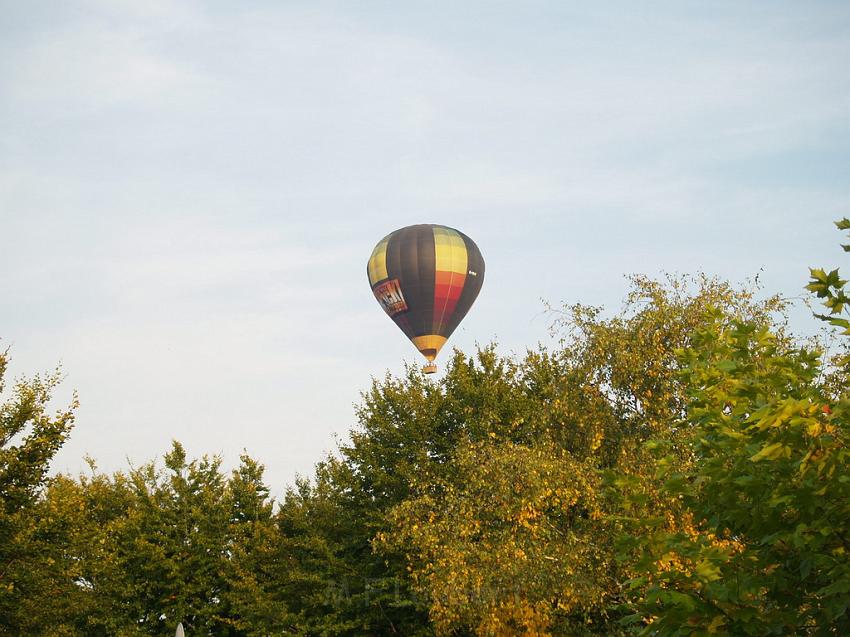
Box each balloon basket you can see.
[422,362,438,374]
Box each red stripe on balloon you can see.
[433,269,467,334]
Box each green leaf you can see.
[750,442,788,462]
[800,557,812,579]
[817,580,850,597]
[695,559,722,582]
[810,268,828,283]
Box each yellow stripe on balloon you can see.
[433,227,467,275]
[411,334,448,361]
[367,237,389,286]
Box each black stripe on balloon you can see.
[384,230,415,340]
[391,225,433,338]
[416,225,436,337]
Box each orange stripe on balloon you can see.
[433,268,466,334]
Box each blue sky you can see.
[2,1,849,492]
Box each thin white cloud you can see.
[6,25,209,109]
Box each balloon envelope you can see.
[367,224,485,364]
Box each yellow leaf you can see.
[695,559,721,582]
[707,615,726,632]
[750,442,788,462]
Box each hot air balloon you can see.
[367,224,485,373]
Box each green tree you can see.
[14,442,281,636]
[621,221,850,635]
[100,443,282,635]
[0,350,77,634]
[367,275,785,635]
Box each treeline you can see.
[2,223,850,636]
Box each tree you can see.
[13,442,281,636]
[370,275,786,635]
[382,439,608,636]
[621,221,850,635]
[0,349,77,633]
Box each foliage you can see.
[382,439,609,636]
[619,221,850,635]
[807,219,850,334]
[9,443,281,636]
[0,350,77,634]
[374,275,786,636]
